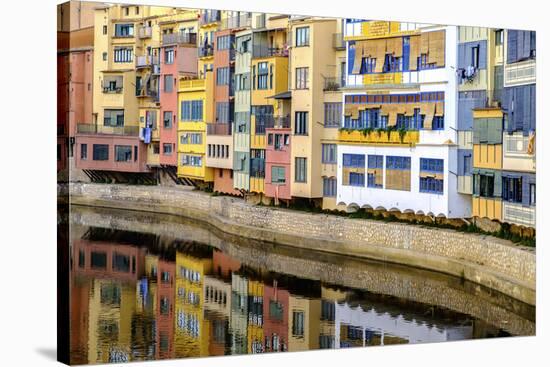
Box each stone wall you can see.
[68,183,536,305]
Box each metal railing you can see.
[198,45,214,58]
[332,33,345,50]
[138,26,152,39]
[323,76,344,91]
[221,14,252,30]
[76,123,140,136]
[136,54,160,68]
[199,10,221,26]
[162,32,197,46]
[266,115,291,129]
[206,122,233,135]
[252,45,288,58]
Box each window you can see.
[91,252,107,269]
[502,176,522,203]
[324,103,342,127]
[323,177,337,197]
[417,54,436,70]
[145,110,157,129]
[115,145,132,162]
[113,47,133,63]
[343,154,365,187]
[463,155,472,175]
[163,75,174,93]
[163,143,173,155]
[134,146,138,161]
[257,62,268,89]
[385,156,411,191]
[92,144,109,161]
[181,154,202,167]
[471,45,480,69]
[367,155,383,188]
[295,27,309,47]
[112,252,130,272]
[135,6,139,15]
[268,133,273,146]
[530,183,536,205]
[160,297,169,315]
[495,30,503,46]
[114,23,133,37]
[271,166,286,184]
[478,174,495,198]
[419,158,444,194]
[102,25,107,35]
[102,52,107,61]
[180,100,203,121]
[432,115,445,130]
[295,157,307,183]
[295,112,308,135]
[81,144,87,160]
[360,57,376,74]
[181,133,202,145]
[292,311,305,337]
[78,250,85,268]
[295,67,309,89]
[153,143,160,154]
[216,67,230,85]
[163,111,173,128]
[124,7,129,16]
[322,144,337,164]
[383,54,402,72]
[216,35,231,50]
[164,48,174,64]
[274,134,284,150]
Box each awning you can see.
[269,91,292,99]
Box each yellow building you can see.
[247,279,265,353]
[174,251,212,358]
[177,73,215,185]
[289,18,339,203]
[287,292,321,352]
[249,22,290,197]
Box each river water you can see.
[63,204,535,364]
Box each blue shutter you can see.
[348,43,356,74]
[494,171,502,198]
[530,84,536,133]
[457,43,466,69]
[507,30,518,63]
[516,30,524,61]
[522,31,532,60]
[478,40,487,69]
[521,175,530,207]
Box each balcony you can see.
[199,10,221,26]
[198,46,214,58]
[332,33,345,50]
[255,14,266,29]
[503,201,535,228]
[179,78,205,91]
[338,129,420,146]
[207,123,232,135]
[323,76,345,91]
[136,55,160,68]
[76,123,139,136]
[252,45,288,58]
[138,26,152,39]
[221,15,251,30]
[136,87,159,101]
[504,58,536,87]
[266,115,290,129]
[162,32,197,46]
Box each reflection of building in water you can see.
[70,275,90,365]
[71,239,146,363]
[263,280,290,353]
[287,280,322,352]
[247,279,265,354]
[144,254,176,360]
[174,250,212,358]
[204,275,232,356]
[334,301,473,347]
[230,273,248,355]
[319,286,351,350]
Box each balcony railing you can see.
[323,76,345,91]
[252,45,288,58]
[332,33,345,50]
[199,10,221,26]
[136,55,160,68]
[198,45,214,58]
[162,32,197,46]
[138,26,152,39]
[266,115,291,129]
[207,122,232,135]
[255,14,266,29]
[76,123,139,136]
[221,15,252,30]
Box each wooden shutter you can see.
[409,36,419,71]
[427,30,445,66]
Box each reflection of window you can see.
[269,300,284,320]
[292,311,304,337]
[100,284,121,306]
[78,250,85,268]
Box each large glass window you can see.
[295,67,309,89]
[323,177,337,197]
[502,176,522,203]
[367,155,383,188]
[295,27,310,47]
[115,145,132,162]
[295,157,307,183]
[92,144,109,161]
[104,109,124,127]
[295,112,308,135]
[271,166,286,184]
[322,144,337,164]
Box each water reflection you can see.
[70,226,517,365]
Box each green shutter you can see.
[479,118,488,143]
[473,118,481,144]
[487,117,503,144]
[473,174,480,196]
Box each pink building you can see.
[265,119,292,201]
[156,259,176,360]
[159,31,198,168]
[263,281,290,353]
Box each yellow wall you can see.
[472,196,502,221]
[473,144,503,169]
[287,294,321,352]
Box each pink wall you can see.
[263,283,290,352]
[265,128,292,200]
[159,46,178,166]
[74,135,149,173]
[213,168,242,196]
[213,29,232,122]
[156,259,175,360]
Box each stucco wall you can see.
[68,183,535,305]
